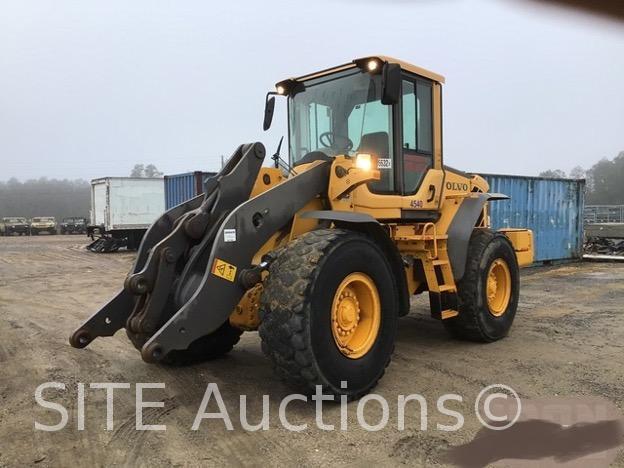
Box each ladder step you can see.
[437,285,456,293]
[432,259,449,266]
[441,309,459,320]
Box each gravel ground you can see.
[0,235,623,467]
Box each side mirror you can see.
[263,95,276,131]
[381,63,401,105]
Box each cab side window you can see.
[348,100,394,192]
[402,78,433,194]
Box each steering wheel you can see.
[319,131,354,152]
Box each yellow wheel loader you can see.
[70,56,533,399]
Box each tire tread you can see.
[444,228,518,342]
[259,229,393,399]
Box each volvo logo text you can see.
[446,182,469,191]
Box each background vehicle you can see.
[30,217,56,235]
[0,217,30,236]
[86,177,165,252]
[71,56,533,399]
[60,217,87,234]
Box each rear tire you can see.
[443,229,519,342]
[259,229,398,400]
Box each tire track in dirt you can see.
[2,236,624,466]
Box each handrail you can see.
[422,222,438,259]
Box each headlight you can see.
[355,153,373,171]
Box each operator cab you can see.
[265,56,445,207]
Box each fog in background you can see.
[0,0,623,182]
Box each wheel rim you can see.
[486,259,512,317]
[331,272,381,359]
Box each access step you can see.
[441,309,459,319]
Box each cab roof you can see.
[281,55,445,87]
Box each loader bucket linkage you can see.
[70,142,328,362]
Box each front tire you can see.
[259,229,398,400]
[443,229,519,342]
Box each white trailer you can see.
[88,177,165,252]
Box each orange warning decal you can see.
[212,258,237,282]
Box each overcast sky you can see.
[0,0,622,181]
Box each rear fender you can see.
[447,193,509,280]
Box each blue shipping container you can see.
[164,171,215,210]
[166,171,584,263]
[482,174,585,263]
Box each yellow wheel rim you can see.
[486,259,512,317]
[331,272,381,359]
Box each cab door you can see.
[340,71,445,220]
[399,75,444,217]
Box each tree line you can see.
[0,157,622,222]
[539,151,624,205]
[0,164,163,222]
[0,178,91,221]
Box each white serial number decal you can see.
[377,158,392,169]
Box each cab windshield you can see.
[288,69,394,191]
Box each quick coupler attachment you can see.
[69,143,267,354]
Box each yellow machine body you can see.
[230,56,533,329]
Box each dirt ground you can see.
[1,235,623,467]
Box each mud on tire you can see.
[259,229,398,400]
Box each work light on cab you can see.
[355,153,374,171]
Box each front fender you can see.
[300,210,411,317]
